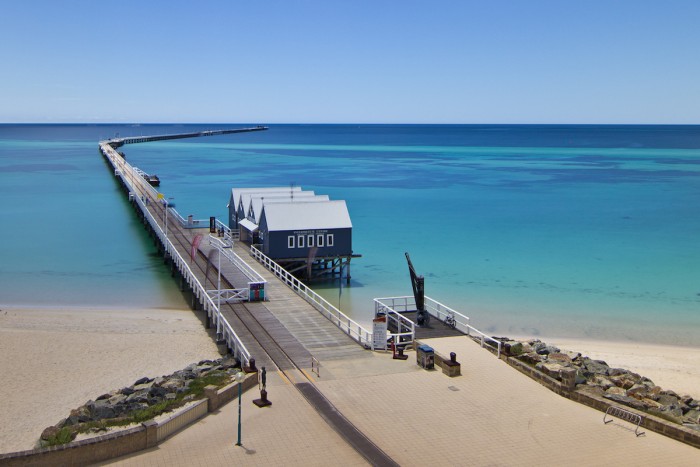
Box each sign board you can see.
[249,282,265,302]
[372,316,388,351]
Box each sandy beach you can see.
[2,306,699,455]
[0,306,220,453]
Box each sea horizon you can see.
[1,123,699,347]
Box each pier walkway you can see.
[107,126,268,147]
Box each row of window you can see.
[288,233,334,248]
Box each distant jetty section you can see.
[106,125,268,147]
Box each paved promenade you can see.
[103,336,699,466]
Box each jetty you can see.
[82,128,700,467]
[106,126,268,147]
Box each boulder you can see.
[626,384,649,400]
[121,386,135,396]
[134,381,154,391]
[40,426,59,441]
[574,370,587,385]
[648,407,683,425]
[535,362,565,380]
[518,352,543,365]
[582,358,609,376]
[504,341,523,356]
[108,394,127,406]
[594,376,615,390]
[133,377,151,386]
[602,393,646,411]
[605,386,627,396]
[161,378,185,391]
[657,394,680,407]
[683,409,700,424]
[683,423,700,432]
[92,405,116,421]
[641,398,663,410]
[149,386,168,399]
[548,352,572,364]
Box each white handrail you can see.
[374,294,503,358]
[100,143,252,365]
[374,299,415,345]
[208,235,267,285]
[249,246,373,347]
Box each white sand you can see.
[0,306,220,454]
[511,334,700,399]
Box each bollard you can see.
[245,358,257,373]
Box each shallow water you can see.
[1,124,699,345]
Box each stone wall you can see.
[0,373,257,466]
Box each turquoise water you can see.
[1,124,699,345]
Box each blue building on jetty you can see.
[228,186,359,282]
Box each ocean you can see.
[1,124,699,346]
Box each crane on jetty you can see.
[405,252,430,327]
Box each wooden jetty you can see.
[107,126,268,148]
[99,135,373,372]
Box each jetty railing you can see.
[249,246,373,347]
[214,220,240,243]
[373,295,502,358]
[373,299,416,346]
[100,142,252,366]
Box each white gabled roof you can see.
[261,200,352,231]
[229,186,301,209]
[249,193,330,222]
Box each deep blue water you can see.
[1,124,699,345]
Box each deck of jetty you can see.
[107,126,268,147]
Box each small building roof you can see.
[261,200,352,231]
[249,193,330,222]
[228,186,301,209]
[239,218,259,232]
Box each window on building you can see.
[298,235,305,248]
[327,234,334,247]
[317,234,324,247]
[288,236,295,248]
[307,234,314,247]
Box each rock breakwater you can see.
[500,338,700,431]
[39,356,242,447]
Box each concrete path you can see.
[103,336,699,466]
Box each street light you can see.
[235,371,245,446]
[163,197,175,238]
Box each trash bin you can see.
[416,344,434,370]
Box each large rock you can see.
[40,426,59,441]
[602,393,646,411]
[535,362,566,380]
[648,407,683,424]
[504,341,524,356]
[683,409,700,424]
[582,358,609,376]
[626,384,649,400]
[133,377,151,386]
[657,394,680,407]
[605,386,627,396]
[594,376,615,390]
[547,352,572,365]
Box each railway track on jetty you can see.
[155,200,398,467]
[102,136,397,467]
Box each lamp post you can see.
[235,371,245,446]
[163,197,175,238]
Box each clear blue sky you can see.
[1,1,699,123]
